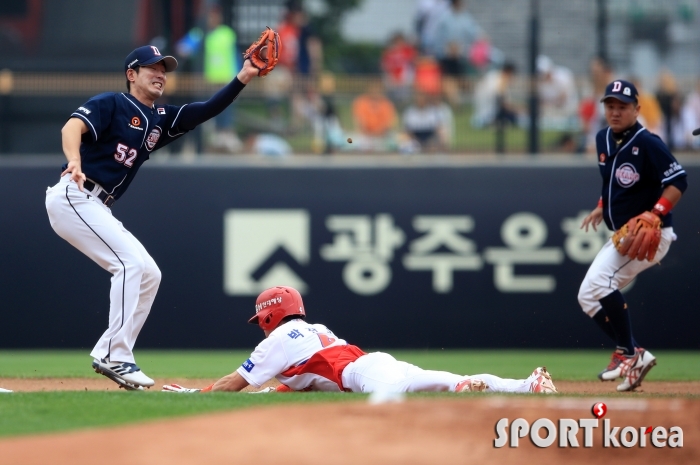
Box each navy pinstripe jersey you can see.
[595,121,686,230]
[66,92,189,200]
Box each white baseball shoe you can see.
[617,349,657,392]
[598,347,647,381]
[455,378,488,392]
[529,367,558,393]
[92,359,154,390]
[0,388,12,393]
[598,349,632,381]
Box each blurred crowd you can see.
[174,0,700,156]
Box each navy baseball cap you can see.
[124,45,178,74]
[600,80,638,104]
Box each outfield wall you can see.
[1,157,698,350]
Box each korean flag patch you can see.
[157,107,166,115]
[632,146,639,155]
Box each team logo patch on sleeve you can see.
[242,359,255,372]
[145,127,162,151]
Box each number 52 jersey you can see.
[236,319,366,392]
[68,92,190,200]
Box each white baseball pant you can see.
[578,228,676,316]
[45,175,161,363]
[341,352,534,393]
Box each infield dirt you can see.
[1,377,700,395]
[0,392,697,465]
[0,378,698,464]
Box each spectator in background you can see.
[294,73,345,154]
[629,76,663,136]
[351,81,398,152]
[272,1,324,134]
[276,7,301,72]
[261,4,303,133]
[203,4,241,153]
[402,91,448,153]
[424,0,486,106]
[471,61,519,129]
[656,69,683,150]
[244,132,293,158]
[296,8,323,77]
[580,56,614,153]
[381,32,417,106]
[414,54,442,97]
[536,55,578,131]
[430,92,455,149]
[681,78,700,150]
[415,0,449,53]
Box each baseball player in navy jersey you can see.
[162,286,558,394]
[579,79,687,392]
[45,34,278,390]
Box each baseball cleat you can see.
[616,349,657,392]
[529,367,558,394]
[455,378,488,392]
[598,349,635,381]
[0,388,12,393]
[92,359,154,390]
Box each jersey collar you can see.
[123,92,155,112]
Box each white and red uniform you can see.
[236,319,535,393]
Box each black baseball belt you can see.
[83,180,116,207]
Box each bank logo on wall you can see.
[224,209,609,297]
[223,209,310,295]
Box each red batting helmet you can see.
[248,286,306,331]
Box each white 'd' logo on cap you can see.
[623,87,631,96]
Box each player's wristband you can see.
[200,383,215,393]
[597,197,603,208]
[651,197,672,216]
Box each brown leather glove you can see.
[611,211,662,261]
[243,27,281,76]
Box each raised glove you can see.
[243,27,280,76]
[611,211,662,261]
[162,383,201,393]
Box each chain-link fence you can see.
[1,0,700,155]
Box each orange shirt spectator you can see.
[352,85,397,136]
[277,13,301,69]
[414,55,442,95]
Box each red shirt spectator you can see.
[381,33,417,87]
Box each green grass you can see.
[0,350,698,438]
[1,349,698,381]
[0,391,354,437]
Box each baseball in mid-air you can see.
[347,137,352,144]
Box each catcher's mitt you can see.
[611,211,662,261]
[243,27,280,76]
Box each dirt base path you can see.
[2,378,700,394]
[0,396,697,465]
